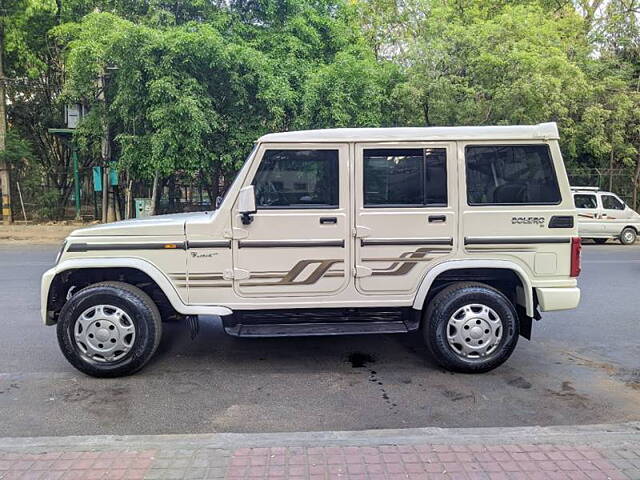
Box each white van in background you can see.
[572,187,640,245]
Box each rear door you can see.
[573,192,601,236]
[461,142,575,278]
[354,143,457,294]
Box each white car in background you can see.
[572,186,640,245]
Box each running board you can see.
[225,321,409,337]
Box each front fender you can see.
[412,259,535,317]
[41,257,232,325]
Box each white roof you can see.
[259,122,559,143]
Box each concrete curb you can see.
[1,422,639,452]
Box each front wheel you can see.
[620,227,637,245]
[423,282,519,373]
[57,282,162,377]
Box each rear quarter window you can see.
[465,145,561,205]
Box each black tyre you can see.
[593,238,607,245]
[423,282,519,373]
[620,227,637,245]
[57,281,162,377]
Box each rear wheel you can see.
[593,238,608,245]
[57,282,162,377]
[423,282,519,373]
[620,228,636,245]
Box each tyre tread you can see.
[423,281,519,373]
[56,281,162,378]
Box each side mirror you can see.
[238,185,256,225]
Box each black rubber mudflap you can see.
[186,315,200,340]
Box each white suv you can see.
[572,187,640,245]
[42,122,581,377]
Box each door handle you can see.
[320,217,337,224]
[428,215,446,223]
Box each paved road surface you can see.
[0,243,638,437]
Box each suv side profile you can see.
[572,186,640,245]
[42,122,581,377]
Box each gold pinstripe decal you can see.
[364,247,451,276]
[241,259,344,287]
[171,246,451,288]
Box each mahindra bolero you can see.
[42,123,581,377]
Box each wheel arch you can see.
[412,260,534,317]
[42,258,232,325]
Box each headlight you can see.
[55,241,67,265]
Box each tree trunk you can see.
[150,171,160,216]
[633,153,640,210]
[608,148,614,192]
[99,71,110,223]
[101,165,109,223]
[203,167,220,209]
[113,186,121,221]
[167,175,176,212]
[107,189,116,222]
[125,178,133,220]
[0,16,13,224]
[422,98,430,127]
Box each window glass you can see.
[574,194,597,209]
[602,195,624,210]
[364,148,447,207]
[253,150,339,208]
[465,145,561,205]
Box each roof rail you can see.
[571,186,599,191]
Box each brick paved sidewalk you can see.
[1,423,639,480]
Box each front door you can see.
[232,144,350,298]
[600,193,628,235]
[354,143,457,294]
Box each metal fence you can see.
[567,168,637,207]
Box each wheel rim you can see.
[446,303,503,359]
[624,231,635,243]
[74,305,136,363]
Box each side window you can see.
[574,194,597,209]
[465,145,561,205]
[602,195,624,210]
[252,150,339,208]
[363,148,447,207]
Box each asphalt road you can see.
[0,243,639,437]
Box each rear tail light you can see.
[570,237,581,277]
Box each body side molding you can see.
[187,240,232,249]
[360,237,453,247]
[464,236,571,245]
[412,259,534,317]
[238,239,345,249]
[67,242,187,252]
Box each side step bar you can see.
[225,321,409,338]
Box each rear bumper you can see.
[536,287,580,311]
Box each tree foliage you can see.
[4,0,640,217]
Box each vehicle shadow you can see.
[152,315,437,373]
